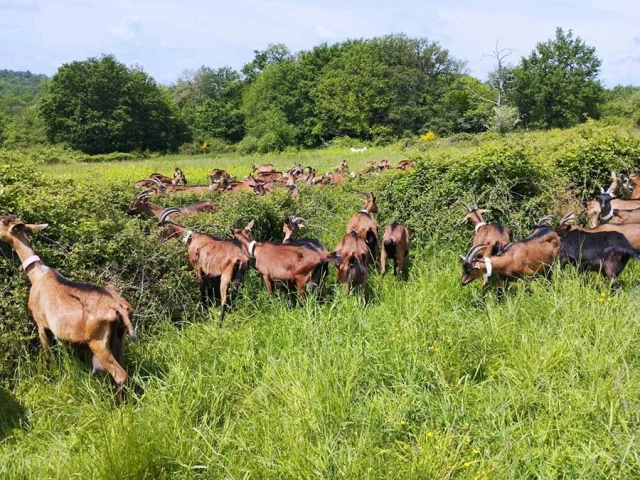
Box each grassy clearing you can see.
[2,252,640,478]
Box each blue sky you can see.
[1,0,638,86]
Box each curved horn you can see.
[134,189,152,201]
[537,214,555,226]
[291,216,307,226]
[558,211,576,226]
[464,244,487,263]
[600,187,605,194]
[157,208,182,225]
[457,200,473,212]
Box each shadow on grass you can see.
[0,388,27,441]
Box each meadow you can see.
[2,125,640,478]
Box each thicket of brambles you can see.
[1,28,639,155]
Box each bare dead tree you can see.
[484,40,513,108]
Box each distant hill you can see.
[0,69,48,100]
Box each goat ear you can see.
[25,223,48,234]
[245,219,255,231]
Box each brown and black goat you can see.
[334,160,349,173]
[128,191,218,220]
[0,215,137,399]
[208,168,231,184]
[460,217,560,291]
[381,221,410,276]
[335,231,368,293]
[173,168,187,185]
[346,192,378,264]
[211,176,266,195]
[232,220,341,299]
[158,209,249,321]
[558,211,640,250]
[593,190,640,226]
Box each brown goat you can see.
[128,191,218,220]
[628,173,640,199]
[211,176,266,195]
[558,211,640,249]
[460,201,511,286]
[252,163,276,174]
[172,168,187,185]
[233,220,341,299]
[0,215,137,397]
[593,191,640,226]
[396,160,415,170]
[254,171,284,183]
[158,209,249,321]
[381,222,410,276]
[208,169,231,184]
[334,160,349,173]
[346,192,378,264]
[377,159,391,170]
[460,219,560,290]
[323,173,345,185]
[335,231,368,293]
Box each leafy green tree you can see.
[40,55,188,153]
[242,44,291,82]
[513,28,604,128]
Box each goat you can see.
[346,192,378,264]
[460,201,511,286]
[172,168,187,185]
[335,231,368,293]
[158,209,249,321]
[377,159,391,170]
[0,215,137,398]
[288,184,300,200]
[460,217,560,290]
[128,191,218,220]
[558,211,640,250]
[281,216,333,293]
[555,212,640,279]
[396,160,415,170]
[254,171,285,183]
[381,221,409,276]
[252,163,276,174]
[323,173,345,185]
[211,176,266,195]
[350,147,367,153]
[232,220,341,299]
[208,169,231,184]
[149,172,173,184]
[333,160,349,173]
[593,190,640,226]
[628,173,640,199]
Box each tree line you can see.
[1,28,639,154]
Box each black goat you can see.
[557,215,640,279]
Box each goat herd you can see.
[0,158,412,400]
[2,161,640,401]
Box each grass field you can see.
[3,146,640,478]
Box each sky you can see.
[1,0,639,86]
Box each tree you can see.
[513,27,604,129]
[40,55,188,153]
[241,44,291,82]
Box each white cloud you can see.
[109,16,142,42]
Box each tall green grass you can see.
[2,252,640,478]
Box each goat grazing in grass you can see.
[128,191,218,220]
[346,192,378,264]
[208,169,231,184]
[556,212,640,280]
[627,173,640,199]
[158,209,249,321]
[173,168,187,185]
[232,220,341,299]
[0,215,137,399]
[211,176,266,195]
[460,216,560,290]
[334,160,349,173]
[460,201,511,285]
[381,221,409,276]
[335,231,368,293]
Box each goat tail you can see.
[118,309,138,343]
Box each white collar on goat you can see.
[182,230,193,244]
[474,222,486,233]
[22,255,42,271]
[484,257,492,278]
[248,240,257,258]
[359,209,369,214]
[601,208,614,221]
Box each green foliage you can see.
[513,28,604,129]
[601,86,640,127]
[487,105,520,134]
[39,55,189,153]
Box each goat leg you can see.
[89,339,128,404]
[38,326,52,361]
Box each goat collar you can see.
[22,255,42,271]
[359,209,370,214]
[484,257,492,278]
[182,230,193,244]
[248,240,257,258]
[600,208,614,221]
[474,222,487,233]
